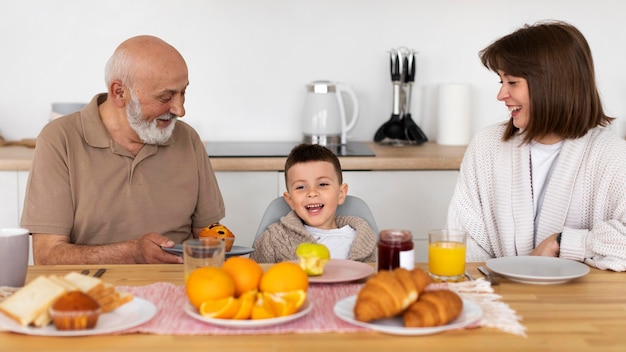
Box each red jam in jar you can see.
[377,229,414,271]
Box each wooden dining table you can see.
[1,262,624,352]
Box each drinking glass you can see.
[183,238,225,282]
[428,229,466,281]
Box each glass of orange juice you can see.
[428,229,466,281]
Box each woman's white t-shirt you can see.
[530,140,563,245]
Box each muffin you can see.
[49,291,101,330]
[199,223,235,252]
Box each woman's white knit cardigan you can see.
[446,122,626,271]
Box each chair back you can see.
[253,195,379,242]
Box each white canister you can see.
[436,84,472,146]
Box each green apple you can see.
[295,243,330,276]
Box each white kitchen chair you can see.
[253,195,379,242]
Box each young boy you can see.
[250,144,377,263]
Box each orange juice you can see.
[428,241,466,278]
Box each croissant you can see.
[403,290,463,328]
[353,267,433,322]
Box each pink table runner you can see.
[117,279,526,336]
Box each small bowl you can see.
[49,291,101,330]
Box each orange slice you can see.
[263,290,307,317]
[251,292,276,320]
[232,290,256,320]
[199,296,240,319]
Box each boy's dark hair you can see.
[284,144,343,185]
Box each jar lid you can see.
[379,229,412,243]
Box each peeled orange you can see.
[259,262,309,294]
[186,267,235,308]
[221,257,263,297]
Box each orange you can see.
[186,267,235,308]
[221,257,264,297]
[259,262,309,294]
[199,296,240,319]
[263,290,307,316]
[232,290,257,320]
[251,292,276,320]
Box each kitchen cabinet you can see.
[0,171,32,264]
[0,171,20,227]
[213,172,280,249]
[2,170,458,264]
[1,143,465,263]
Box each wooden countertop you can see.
[0,142,466,172]
[2,263,624,351]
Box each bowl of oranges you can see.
[184,257,312,327]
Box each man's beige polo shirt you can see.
[21,93,225,245]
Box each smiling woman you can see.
[446,20,626,272]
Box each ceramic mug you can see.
[0,228,30,287]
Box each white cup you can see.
[0,228,30,287]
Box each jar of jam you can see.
[377,229,414,271]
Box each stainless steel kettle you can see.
[301,80,359,146]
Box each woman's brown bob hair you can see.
[479,20,613,143]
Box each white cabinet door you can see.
[0,171,19,227]
[214,172,280,249]
[17,171,28,224]
[17,171,32,265]
[278,170,458,262]
[0,170,33,264]
[343,171,458,262]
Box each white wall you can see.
[1,0,625,143]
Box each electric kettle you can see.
[301,80,359,146]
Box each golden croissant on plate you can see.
[353,267,433,322]
[403,289,463,327]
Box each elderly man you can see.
[21,36,225,264]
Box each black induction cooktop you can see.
[205,141,375,157]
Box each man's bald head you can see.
[104,35,187,90]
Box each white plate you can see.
[162,244,254,258]
[333,295,482,336]
[184,299,312,328]
[0,297,156,336]
[486,256,590,284]
[308,259,375,284]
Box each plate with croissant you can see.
[333,268,483,335]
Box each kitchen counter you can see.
[0,142,466,172]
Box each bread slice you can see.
[62,272,105,296]
[0,276,67,326]
[101,291,134,313]
[61,272,133,313]
[48,275,79,291]
[0,272,134,327]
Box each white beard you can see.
[126,93,177,144]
